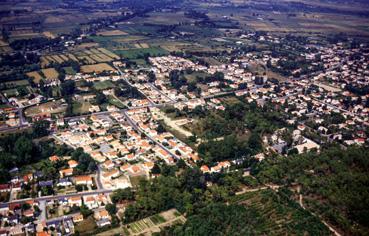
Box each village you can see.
[0,31,368,235]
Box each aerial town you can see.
[0,0,368,235]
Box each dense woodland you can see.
[253,145,369,235]
[195,99,289,165]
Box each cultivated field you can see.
[40,48,120,67]
[80,63,116,74]
[26,71,43,84]
[118,209,186,236]
[42,68,59,79]
[97,30,128,36]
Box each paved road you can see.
[96,165,104,190]
[39,200,46,222]
[122,111,185,164]
[148,82,176,103]
[1,189,112,208]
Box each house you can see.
[73,214,84,223]
[68,196,82,207]
[210,161,231,173]
[57,178,73,187]
[0,204,9,215]
[23,173,34,184]
[68,160,78,168]
[96,194,108,206]
[94,209,110,221]
[83,195,98,209]
[91,151,106,163]
[49,155,60,162]
[36,231,51,236]
[200,165,210,173]
[0,229,8,236]
[294,138,320,154]
[102,169,120,181]
[0,184,10,192]
[74,175,93,185]
[103,160,115,170]
[23,208,34,217]
[38,180,53,187]
[96,219,111,228]
[59,168,74,178]
[12,182,21,191]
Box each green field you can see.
[63,67,76,75]
[115,47,168,59]
[93,81,115,90]
[2,88,18,97]
[0,80,29,89]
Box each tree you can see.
[111,188,134,203]
[156,123,166,134]
[80,205,93,218]
[248,132,262,152]
[151,163,161,175]
[32,120,50,138]
[14,136,33,164]
[213,71,224,81]
[105,203,117,215]
[177,159,187,169]
[61,80,75,97]
[22,203,31,211]
[95,92,107,105]
[148,71,156,82]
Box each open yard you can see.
[75,216,97,235]
[24,100,67,118]
[72,101,91,115]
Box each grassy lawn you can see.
[184,71,210,83]
[93,80,115,90]
[129,175,146,188]
[108,96,126,109]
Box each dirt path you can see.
[297,186,342,236]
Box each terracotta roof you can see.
[49,155,60,162]
[74,175,92,182]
